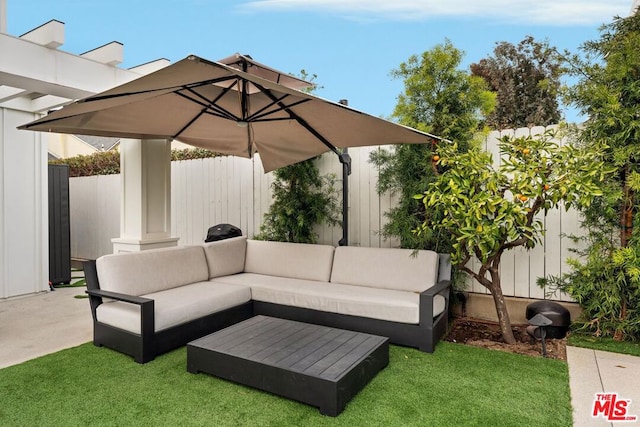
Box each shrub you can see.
[541,223,640,341]
[49,148,219,177]
[255,159,340,244]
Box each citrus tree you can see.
[414,130,610,343]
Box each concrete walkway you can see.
[1,287,639,426]
[567,346,640,426]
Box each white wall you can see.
[0,107,48,298]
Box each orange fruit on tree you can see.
[432,155,440,162]
[519,194,528,202]
[544,184,550,191]
[522,148,530,155]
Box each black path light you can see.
[526,301,571,357]
[527,313,553,357]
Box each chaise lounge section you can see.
[84,237,451,363]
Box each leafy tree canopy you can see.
[370,39,494,251]
[470,35,563,129]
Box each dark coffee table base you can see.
[187,315,389,416]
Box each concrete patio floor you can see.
[0,286,92,368]
[1,285,639,426]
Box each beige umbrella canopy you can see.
[20,55,440,172]
[217,53,315,92]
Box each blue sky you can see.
[5,0,635,123]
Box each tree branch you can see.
[459,263,492,289]
[503,236,529,250]
[526,195,545,226]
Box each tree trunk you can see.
[614,300,627,341]
[488,270,516,344]
[621,164,634,247]
[617,165,632,341]
[465,256,517,344]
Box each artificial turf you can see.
[568,333,640,357]
[0,342,572,426]
[0,342,571,426]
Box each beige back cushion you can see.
[330,246,439,293]
[244,240,335,282]
[203,236,247,279]
[96,245,209,296]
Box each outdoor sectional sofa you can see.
[84,237,452,363]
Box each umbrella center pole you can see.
[336,99,351,247]
[338,150,351,247]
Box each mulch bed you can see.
[444,317,567,361]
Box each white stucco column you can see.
[111,138,178,253]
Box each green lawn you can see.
[0,342,571,426]
[568,333,640,357]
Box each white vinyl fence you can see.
[69,126,582,301]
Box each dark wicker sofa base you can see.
[91,302,254,364]
[84,260,254,364]
[84,259,450,363]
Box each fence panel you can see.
[69,174,120,260]
[69,126,585,301]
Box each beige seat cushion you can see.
[95,281,251,334]
[330,246,439,293]
[212,273,445,324]
[96,245,209,296]
[244,240,335,282]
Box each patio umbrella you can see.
[20,54,443,245]
[19,54,440,172]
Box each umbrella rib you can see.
[248,117,298,123]
[248,98,311,122]
[176,91,236,121]
[173,80,248,139]
[172,110,206,140]
[176,87,239,121]
[252,82,341,156]
[79,76,239,103]
[244,94,289,121]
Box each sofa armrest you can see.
[85,289,155,339]
[423,279,451,298]
[83,258,154,323]
[85,288,152,305]
[419,279,451,327]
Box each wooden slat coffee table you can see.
[187,315,389,416]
